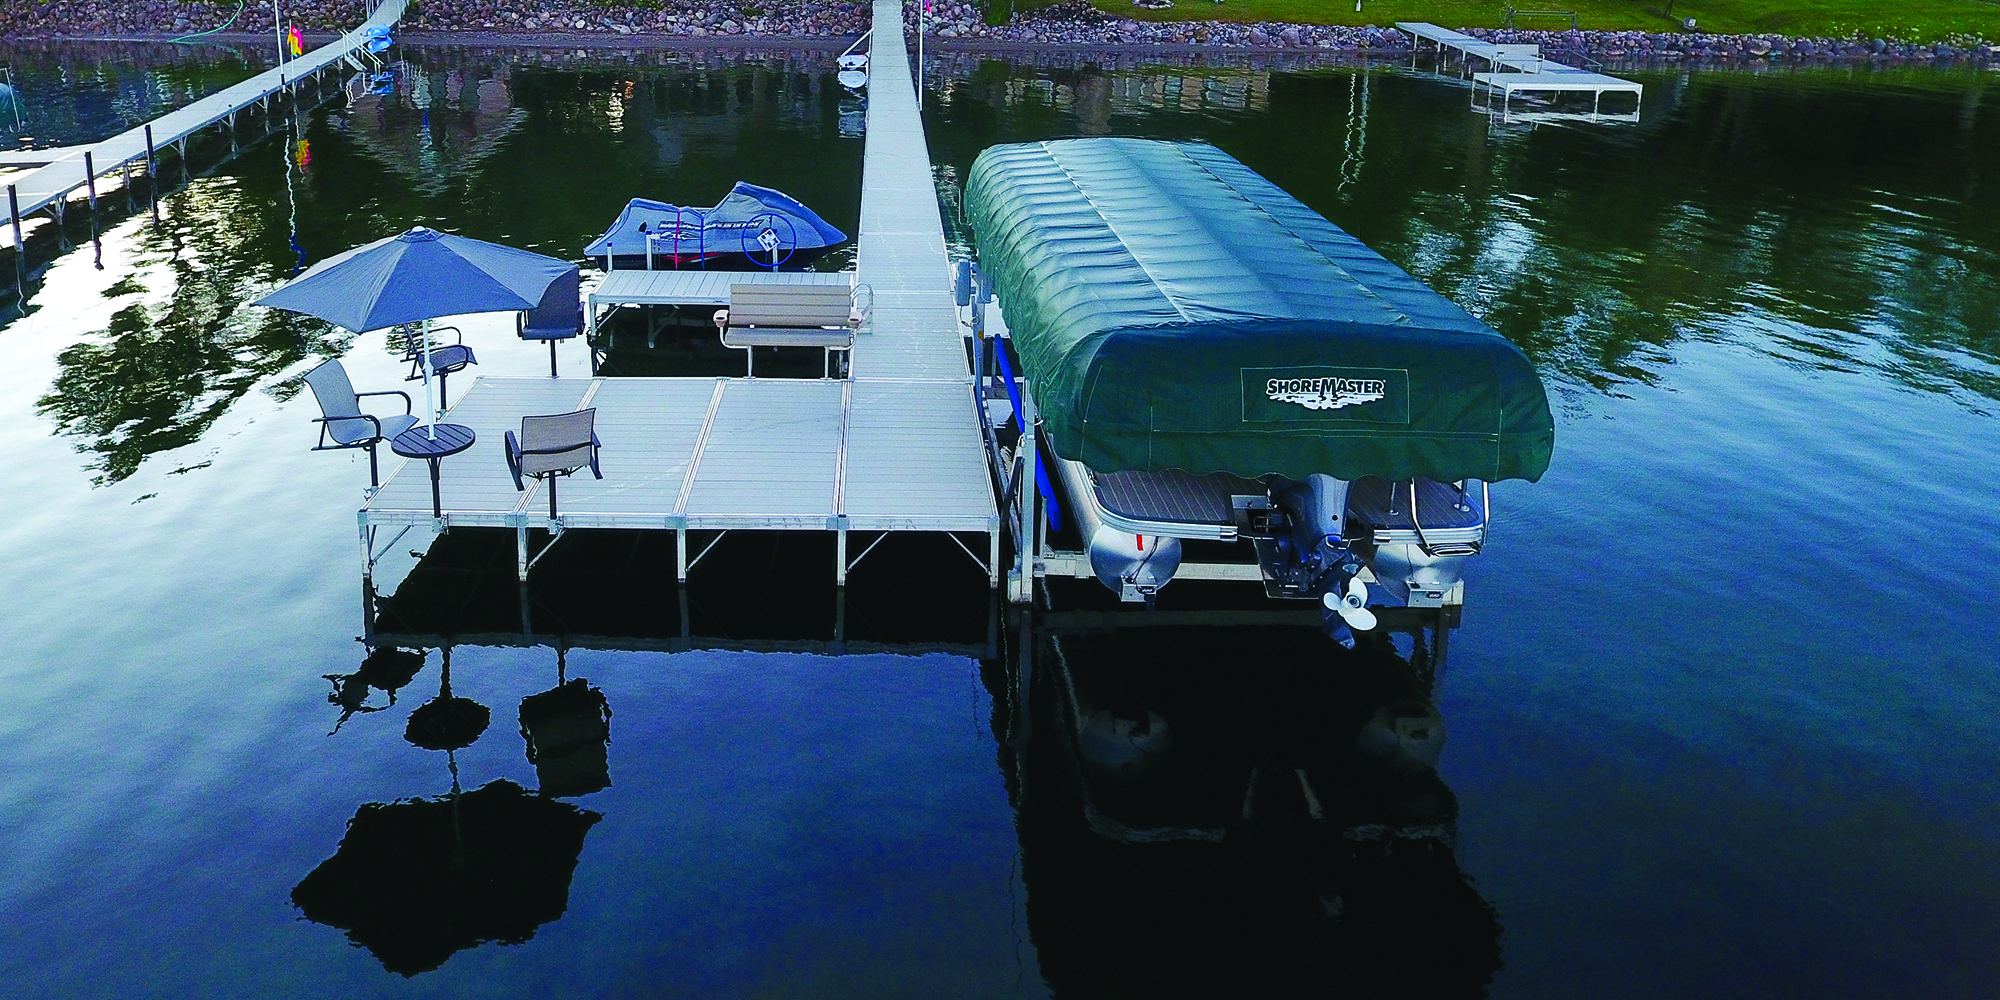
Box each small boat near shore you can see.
[584,182,847,272]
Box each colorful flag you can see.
[287,25,304,57]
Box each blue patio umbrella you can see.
[255,226,574,437]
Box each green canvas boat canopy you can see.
[964,138,1554,484]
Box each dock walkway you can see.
[3,0,407,244]
[361,0,999,586]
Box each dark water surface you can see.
[0,42,1995,998]
[0,41,270,151]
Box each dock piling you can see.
[83,151,97,213]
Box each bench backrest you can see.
[728,284,852,329]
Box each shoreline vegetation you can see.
[0,0,1993,63]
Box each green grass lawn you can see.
[1083,0,2000,41]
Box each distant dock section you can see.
[1397,22,1642,120]
[3,0,408,245]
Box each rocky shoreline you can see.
[1,0,1993,65]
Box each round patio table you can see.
[391,423,476,518]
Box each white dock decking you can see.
[586,269,851,313]
[3,0,407,244]
[1398,22,1642,116]
[362,0,999,586]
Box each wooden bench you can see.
[713,283,858,378]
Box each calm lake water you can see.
[0,40,1995,999]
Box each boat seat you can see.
[713,283,858,378]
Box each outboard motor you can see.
[1272,474,1376,643]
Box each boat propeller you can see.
[1322,575,1378,632]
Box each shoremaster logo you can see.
[1241,366,1410,424]
[1265,375,1388,410]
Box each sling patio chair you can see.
[505,408,603,519]
[401,324,477,408]
[304,359,419,487]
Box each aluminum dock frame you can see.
[1398,21,1643,120]
[358,0,1000,593]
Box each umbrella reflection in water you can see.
[296,647,601,976]
[290,764,602,977]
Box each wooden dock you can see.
[361,0,1000,587]
[2,0,407,246]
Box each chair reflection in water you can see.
[304,359,418,488]
[520,671,613,798]
[505,408,603,519]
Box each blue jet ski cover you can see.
[584,182,846,258]
[964,138,1554,483]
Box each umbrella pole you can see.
[422,317,438,439]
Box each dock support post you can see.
[1006,607,1033,749]
[836,528,848,586]
[360,521,374,580]
[517,525,530,582]
[988,527,1000,590]
[1013,382,1038,604]
[8,184,21,254]
[145,124,156,175]
[832,588,846,653]
[676,527,688,582]
[83,151,97,213]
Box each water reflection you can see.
[300,643,602,976]
[291,763,602,977]
[323,646,425,734]
[518,655,614,798]
[340,62,526,194]
[0,41,264,151]
[925,59,2000,407]
[30,134,353,484]
[1004,620,1501,995]
[404,647,491,752]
